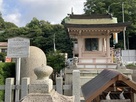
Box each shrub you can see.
[47,50,65,73]
[0,62,15,101]
[47,50,65,84]
[0,52,6,62]
[126,63,136,69]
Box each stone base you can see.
[29,79,53,93]
[20,90,74,102]
[100,99,131,102]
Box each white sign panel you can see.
[7,37,30,58]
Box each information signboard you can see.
[7,37,30,58]
[7,37,30,101]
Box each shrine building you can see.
[64,14,130,69]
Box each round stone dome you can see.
[21,46,47,83]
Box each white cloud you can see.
[4,12,21,26]
[20,0,86,24]
[2,0,86,27]
[0,0,3,12]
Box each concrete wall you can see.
[121,50,136,63]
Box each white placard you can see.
[7,37,30,58]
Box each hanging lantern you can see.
[113,33,118,44]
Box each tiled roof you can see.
[82,69,119,101]
[81,69,136,102]
[69,14,112,19]
[65,22,131,28]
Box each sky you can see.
[0,0,86,27]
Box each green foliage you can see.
[47,50,65,73]
[0,15,73,57]
[0,17,5,30]
[47,50,65,84]
[52,24,73,57]
[26,17,42,29]
[126,63,136,69]
[84,0,108,14]
[0,62,15,101]
[25,19,73,57]
[126,63,136,67]
[0,27,25,42]
[115,40,124,49]
[0,14,17,30]
[4,22,18,29]
[0,53,6,62]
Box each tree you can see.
[4,22,18,29]
[0,16,5,30]
[84,0,136,49]
[26,18,73,57]
[1,27,24,41]
[26,17,41,29]
[0,62,15,101]
[0,53,6,62]
[47,50,65,84]
[52,24,73,57]
[0,15,73,57]
[84,0,108,14]
[0,13,17,30]
[47,50,65,73]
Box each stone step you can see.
[78,57,112,63]
[77,63,117,69]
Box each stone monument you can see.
[20,64,74,102]
[21,46,47,83]
[20,47,74,102]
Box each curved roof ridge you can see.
[69,14,113,19]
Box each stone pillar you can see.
[21,77,30,99]
[5,78,14,102]
[73,70,80,102]
[56,77,63,94]
[29,65,53,94]
[21,46,47,83]
[21,63,74,102]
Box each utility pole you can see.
[53,33,56,52]
[108,2,126,50]
[122,2,126,50]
